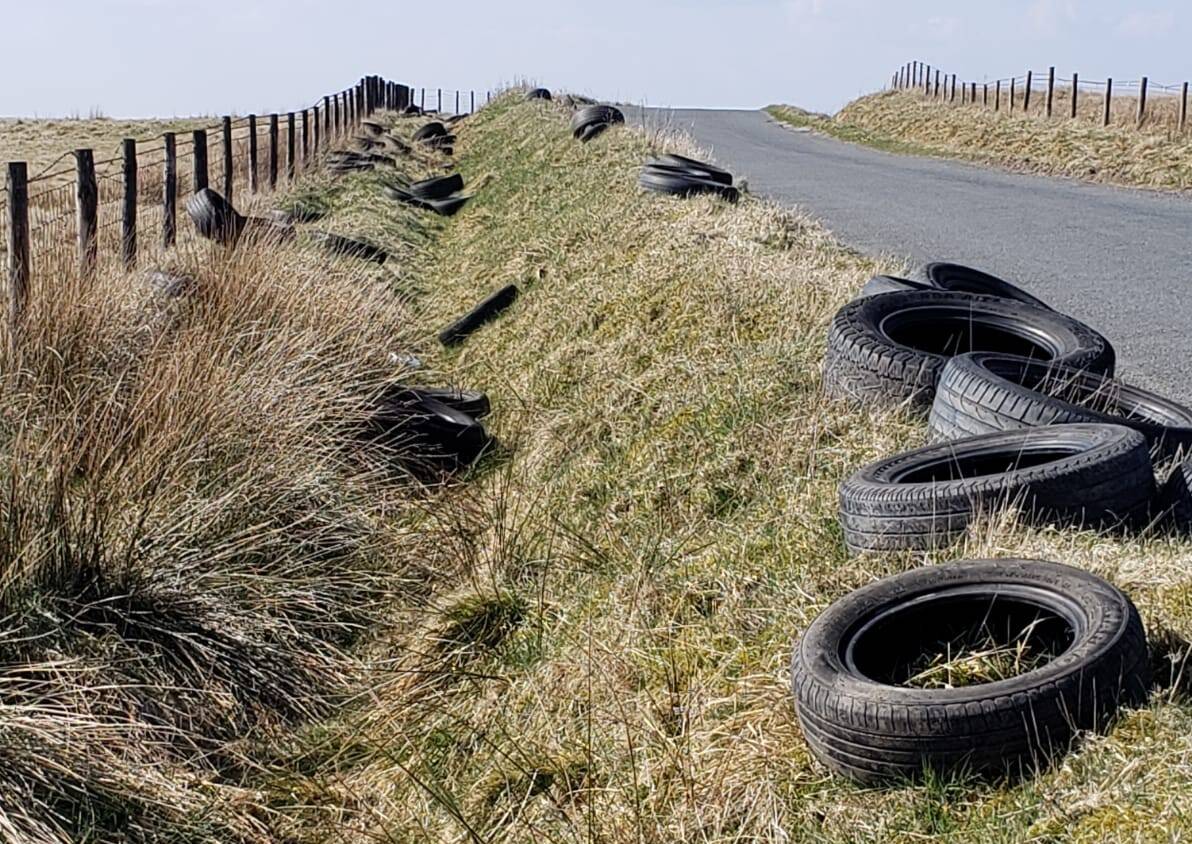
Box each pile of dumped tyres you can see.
[570,103,624,143]
[792,261,1192,784]
[639,153,739,202]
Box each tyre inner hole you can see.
[847,592,1075,689]
[881,308,1057,360]
[895,446,1078,483]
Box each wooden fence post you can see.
[421,87,426,110]
[455,90,460,114]
[313,106,321,156]
[302,109,310,165]
[6,162,30,340]
[287,112,296,180]
[268,114,279,190]
[324,96,331,136]
[163,132,177,247]
[934,70,940,98]
[193,130,208,192]
[1104,78,1112,126]
[438,88,442,112]
[471,90,475,113]
[487,91,491,104]
[222,116,234,205]
[1071,74,1078,119]
[971,82,976,105]
[983,83,988,107]
[995,80,1001,111]
[1181,82,1188,132]
[1010,77,1016,111]
[1046,66,1055,117]
[1137,77,1148,126]
[950,74,957,102]
[333,95,340,136]
[121,139,137,269]
[1024,71,1033,112]
[75,149,98,280]
[248,114,259,193]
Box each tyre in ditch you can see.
[823,290,1114,410]
[930,352,1192,459]
[413,122,449,142]
[839,423,1154,554]
[362,396,491,473]
[639,167,739,202]
[408,174,464,200]
[791,558,1150,784]
[376,385,492,420]
[439,285,520,346]
[909,262,1050,310]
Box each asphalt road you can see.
[635,107,1192,402]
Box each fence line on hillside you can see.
[2,77,492,345]
[889,61,1192,132]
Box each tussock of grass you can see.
[770,91,1192,192]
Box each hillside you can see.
[3,92,1192,842]
[770,90,1192,192]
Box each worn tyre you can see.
[858,274,928,298]
[363,396,491,472]
[186,188,245,245]
[311,231,388,265]
[438,284,520,346]
[839,424,1153,553]
[791,558,1149,784]
[823,290,1114,410]
[909,262,1050,310]
[383,186,471,217]
[647,154,733,185]
[526,88,552,101]
[1158,460,1192,534]
[360,120,385,136]
[377,385,491,419]
[639,168,739,202]
[570,105,624,136]
[408,174,464,200]
[931,353,1192,459]
[413,122,449,142]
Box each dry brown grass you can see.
[770,90,1192,192]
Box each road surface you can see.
[636,107,1192,402]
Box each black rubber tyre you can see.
[383,186,471,217]
[363,396,491,472]
[639,168,740,202]
[310,231,388,265]
[422,134,456,150]
[1158,460,1192,534]
[377,385,491,419]
[413,122,449,142]
[408,174,464,200]
[839,423,1154,554]
[186,188,245,245]
[791,558,1149,785]
[931,353,1192,459]
[360,120,385,136]
[643,162,734,186]
[526,88,552,101]
[570,105,625,136]
[382,136,411,155]
[858,274,929,298]
[577,122,613,143]
[401,105,424,116]
[648,154,733,186]
[438,285,520,346]
[909,262,1050,310]
[823,290,1115,410]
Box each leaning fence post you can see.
[287,112,296,180]
[75,149,98,280]
[121,139,137,269]
[222,116,234,205]
[1024,71,1033,112]
[248,114,259,193]
[193,129,208,192]
[1104,78,1113,126]
[6,162,30,340]
[163,132,177,247]
[1137,77,1148,126]
[1046,66,1055,117]
[268,114,279,190]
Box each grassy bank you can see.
[5,94,1192,842]
[769,91,1192,192]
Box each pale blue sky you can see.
[2,0,1186,117]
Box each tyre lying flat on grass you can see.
[823,290,1115,410]
[839,423,1154,553]
[792,558,1150,785]
[909,262,1050,309]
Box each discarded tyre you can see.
[311,231,388,265]
[186,188,245,245]
[439,284,520,346]
[858,274,929,298]
[791,558,1149,784]
[363,396,491,472]
[647,154,733,186]
[526,88,552,101]
[413,122,449,142]
[377,384,492,420]
[909,262,1050,310]
[408,174,464,200]
[570,105,624,142]
[823,290,1114,410]
[401,105,424,116]
[383,185,471,217]
[1158,459,1192,533]
[639,167,739,202]
[931,352,1192,459]
[360,120,385,136]
[839,423,1154,553]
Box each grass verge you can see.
[768,91,1192,192]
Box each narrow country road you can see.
[636,107,1192,402]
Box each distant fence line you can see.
[2,76,494,341]
[890,61,1192,132]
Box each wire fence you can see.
[890,61,1192,133]
[2,77,503,331]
